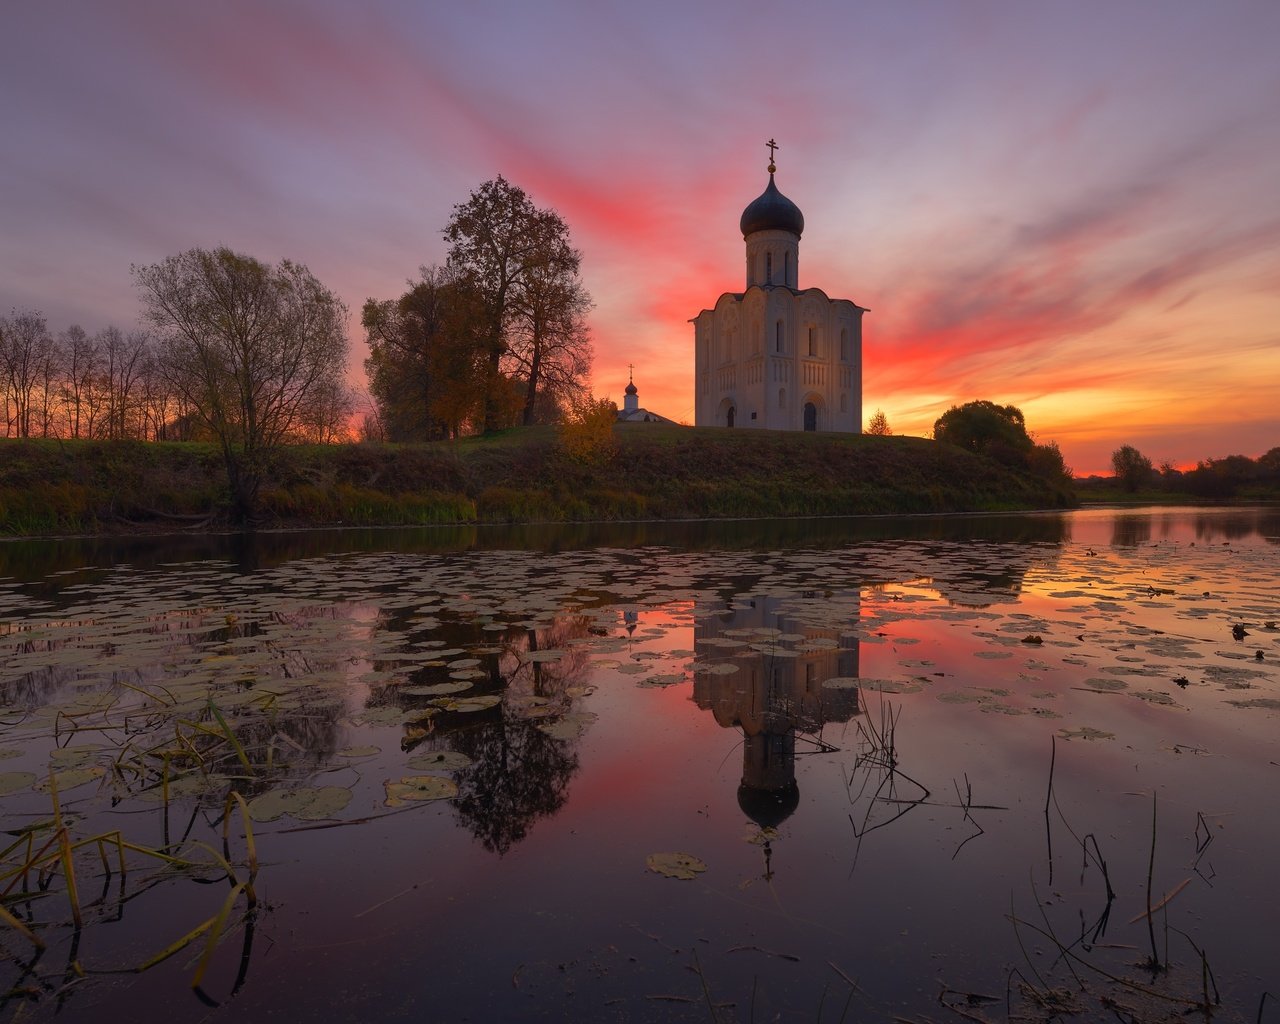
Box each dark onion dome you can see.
[625,379,638,396]
[740,174,804,238]
[737,780,800,829]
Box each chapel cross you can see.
[628,362,634,382]
[766,138,778,172]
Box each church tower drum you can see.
[693,141,865,433]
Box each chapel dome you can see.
[625,380,638,396]
[740,174,804,238]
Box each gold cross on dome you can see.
[766,138,778,172]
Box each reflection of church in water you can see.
[692,596,860,830]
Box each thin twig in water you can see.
[1044,734,1056,885]
[1144,792,1162,970]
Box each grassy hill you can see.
[0,424,1075,536]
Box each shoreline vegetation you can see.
[0,424,1079,538]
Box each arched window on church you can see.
[840,392,847,412]
[778,388,786,409]
[775,320,783,353]
[765,252,773,285]
[840,328,848,362]
[807,327,816,357]
[785,251,791,286]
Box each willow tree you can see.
[444,177,591,432]
[134,247,349,521]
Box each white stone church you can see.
[693,147,864,432]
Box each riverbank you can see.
[0,424,1075,536]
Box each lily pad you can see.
[247,786,352,822]
[646,852,707,880]
[537,711,597,741]
[0,771,36,796]
[385,774,459,807]
[1059,726,1116,741]
[407,750,473,772]
[35,766,106,792]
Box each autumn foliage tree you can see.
[866,409,892,435]
[363,265,489,440]
[444,177,592,432]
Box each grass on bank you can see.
[0,425,1075,536]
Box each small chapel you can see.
[693,142,864,432]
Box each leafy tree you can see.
[1111,445,1154,492]
[134,247,349,521]
[363,265,488,440]
[933,400,1032,464]
[1026,440,1072,484]
[933,399,1071,492]
[444,176,591,432]
[866,409,892,435]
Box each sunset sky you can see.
[4,1,1278,475]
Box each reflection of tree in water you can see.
[692,596,861,835]
[384,611,596,856]
[914,535,1066,608]
[449,718,578,855]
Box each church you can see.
[693,143,864,432]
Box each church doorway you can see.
[803,402,817,431]
[718,397,737,428]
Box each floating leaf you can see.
[35,766,105,792]
[433,695,502,713]
[406,750,473,772]
[646,852,707,880]
[385,775,459,807]
[248,785,353,822]
[1059,727,1115,741]
[537,712,597,741]
[0,771,36,796]
[337,745,381,758]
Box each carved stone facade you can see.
[693,168,864,432]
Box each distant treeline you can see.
[1093,444,1280,499]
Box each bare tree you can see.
[58,325,101,439]
[0,310,56,438]
[134,247,349,521]
[97,327,151,439]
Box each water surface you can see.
[2,507,1278,1021]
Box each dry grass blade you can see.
[191,881,248,990]
[207,701,254,775]
[57,826,84,929]
[136,913,219,972]
[0,899,45,949]
[223,791,259,883]
[1128,877,1192,925]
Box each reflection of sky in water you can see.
[0,508,1277,1022]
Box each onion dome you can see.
[740,174,804,238]
[625,379,638,396]
[737,780,800,829]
